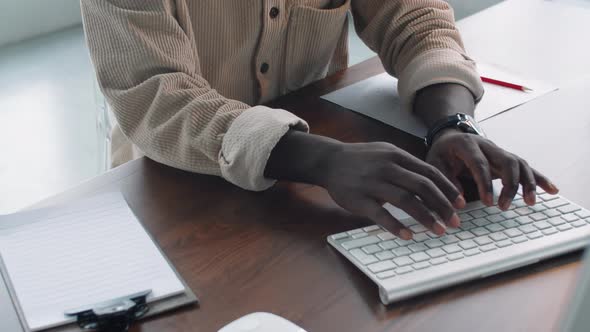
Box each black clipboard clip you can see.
[64,290,151,332]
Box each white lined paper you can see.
[0,192,185,331]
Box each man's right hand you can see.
[265,131,465,240]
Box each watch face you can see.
[462,114,486,137]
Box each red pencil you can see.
[481,76,532,92]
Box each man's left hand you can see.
[426,128,559,210]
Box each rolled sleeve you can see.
[219,106,310,191]
[397,48,485,112]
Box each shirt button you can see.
[269,7,279,19]
[260,63,269,74]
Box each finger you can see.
[374,186,447,236]
[361,199,412,239]
[388,166,461,228]
[518,159,537,206]
[532,168,560,195]
[399,155,465,209]
[456,142,494,206]
[481,145,520,210]
[429,159,466,202]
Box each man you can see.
[81,0,558,240]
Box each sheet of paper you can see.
[321,63,557,137]
[0,192,185,331]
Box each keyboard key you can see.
[425,231,438,238]
[533,221,552,230]
[458,240,477,250]
[447,253,464,261]
[484,206,503,215]
[368,260,397,273]
[490,232,508,241]
[442,244,462,254]
[440,234,460,244]
[470,210,488,218]
[426,248,446,258]
[460,221,476,230]
[393,256,413,267]
[572,220,587,228]
[331,232,348,240]
[352,232,368,239]
[486,223,505,232]
[557,224,572,231]
[395,266,413,275]
[341,236,380,250]
[576,210,590,219]
[481,244,497,252]
[409,224,428,233]
[363,225,381,232]
[487,214,505,223]
[392,247,412,256]
[515,207,535,216]
[500,219,519,228]
[512,199,527,207]
[410,252,430,262]
[539,193,559,201]
[459,213,473,221]
[472,218,489,227]
[377,232,396,241]
[408,243,428,253]
[472,227,490,236]
[359,255,378,265]
[558,204,581,214]
[456,231,475,240]
[376,251,395,260]
[501,211,519,219]
[561,214,579,223]
[445,228,460,234]
[527,231,543,239]
[347,229,363,235]
[376,270,396,279]
[474,236,493,246]
[504,228,523,237]
[379,240,398,250]
[424,239,444,248]
[544,198,568,209]
[464,248,481,256]
[519,224,537,234]
[512,235,528,244]
[430,257,448,265]
[395,238,415,246]
[542,228,558,235]
[412,233,430,242]
[496,240,513,248]
[529,212,547,221]
[547,217,565,226]
[412,261,430,270]
[531,205,547,213]
[543,209,561,218]
[516,216,534,225]
[363,244,382,254]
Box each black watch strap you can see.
[424,113,479,147]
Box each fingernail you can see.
[400,229,413,240]
[433,220,447,235]
[548,182,559,193]
[450,213,461,228]
[525,191,536,205]
[487,193,495,206]
[499,199,509,210]
[455,195,466,208]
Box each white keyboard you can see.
[328,192,590,304]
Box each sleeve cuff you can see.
[397,48,485,112]
[219,105,310,191]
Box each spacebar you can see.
[341,236,380,250]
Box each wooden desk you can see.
[28,1,590,331]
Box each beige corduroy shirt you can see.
[81,0,484,191]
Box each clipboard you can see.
[0,193,198,332]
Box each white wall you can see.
[0,0,82,47]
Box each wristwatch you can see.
[424,113,486,148]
